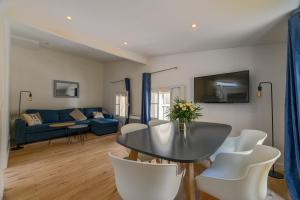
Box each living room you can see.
[1,1,300,200]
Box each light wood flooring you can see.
[4,133,290,200]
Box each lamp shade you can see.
[257,85,262,97]
[28,92,32,101]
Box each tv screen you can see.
[194,70,249,103]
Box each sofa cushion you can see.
[75,119,91,125]
[26,109,59,123]
[25,123,63,134]
[90,118,119,127]
[83,107,102,119]
[59,109,75,122]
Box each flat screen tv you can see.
[194,70,249,103]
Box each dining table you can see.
[117,121,231,200]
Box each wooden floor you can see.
[4,133,290,200]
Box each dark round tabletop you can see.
[117,121,231,163]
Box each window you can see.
[151,91,159,119]
[151,86,185,120]
[159,91,170,120]
[115,92,127,117]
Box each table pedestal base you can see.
[185,163,196,200]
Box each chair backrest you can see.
[209,145,280,200]
[149,120,168,127]
[235,129,267,152]
[243,145,280,199]
[109,153,184,200]
[120,123,148,135]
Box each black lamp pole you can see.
[12,91,32,150]
[257,82,284,179]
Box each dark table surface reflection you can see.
[117,122,231,163]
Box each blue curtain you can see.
[141,73,151,125]
[285,11,300,200]
[125,78,131,124]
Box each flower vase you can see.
[178,120,187,134]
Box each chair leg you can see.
[128,150,138,161]
[194,163,207,175]
[200,192,218,200]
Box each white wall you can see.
[0,3,10,199]
[10,42,104,117]
[103,43,287,164]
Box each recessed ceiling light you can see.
[123,42,128,46]
[192,23,197,28]
[66,16,72,20]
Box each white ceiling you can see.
[5,0,299,61]
[11,23,125,62]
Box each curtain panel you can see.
[285,11,300,200]
[141,73,151,125]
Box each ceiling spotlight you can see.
[123,42,128,46]
[192,23,197,28]
[66,16,72,20]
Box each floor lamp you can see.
[18,91,32,117]
[257,82,284,179]
[11,91,33,150]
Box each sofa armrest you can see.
[15,119,27,145]
[103,113,114,119]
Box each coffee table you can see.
[67,124,89,144]
[48,122,75,144]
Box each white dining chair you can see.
[210,129,267,162]
[149,119,168,127]
[109,153,184,200]
[120,123,154,162]
[196,145,281,200]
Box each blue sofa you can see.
[15,107,119,146]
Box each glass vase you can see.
[178,119,187,134]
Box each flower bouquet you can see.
[167,98,202,133]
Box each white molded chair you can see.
[120,123,154,162]
[196,145,281,200]
[149,119,168,127]
[210,129,267,161]
[109,153,184,200]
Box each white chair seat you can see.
[196,145,281,200]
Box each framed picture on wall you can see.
[54,80,79,98]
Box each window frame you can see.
[151,85,185,121]
[115,91,128,118]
